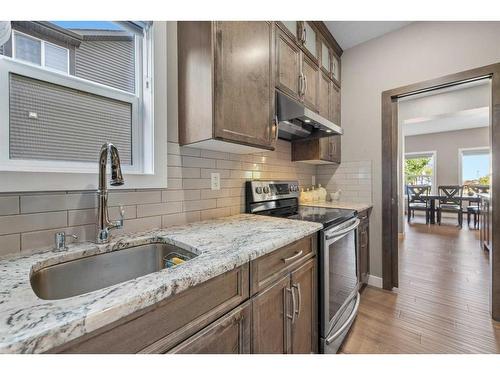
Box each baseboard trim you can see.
[367,274,383,288]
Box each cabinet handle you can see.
[273,115,279,142]
[303,73,308,97]
[281,250,303,264]
[302,25,307,43]
[286,287,296,325]
[298,73,304,97]
[292,283,301,320]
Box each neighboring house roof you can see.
[69,29,134,42]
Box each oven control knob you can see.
[290,185,296,192]
[263,186,270,194]
[255,187,263,194]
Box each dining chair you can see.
[437,185,464,227]
[466,185,489,229]
[406,185,431,224]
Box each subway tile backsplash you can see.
[0,140,316,256]
[316,160,373,203]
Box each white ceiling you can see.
[324,21,412,50]
[403,107,489,136]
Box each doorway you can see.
[381,63,500,321]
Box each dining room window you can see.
[459,147,491,185]
[404,151,436,191]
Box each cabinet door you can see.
[252,275,292,354]
[290,258,317,354]
[318,70,330,119]
[168,302,251,354]
[331,135,341,163]
[301,55,318,111]
[319,136,340,163]
[330,82,341,125]
[332,53,341,85]
[276,27,301,100]
[301,21,318,61]
[358,214,370,285]
[213,21,276,149]
[320,39,332,76]
[278,21,300,42]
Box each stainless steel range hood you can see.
[276,91,343,141]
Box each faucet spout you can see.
[96,142,125,244]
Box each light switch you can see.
[211,173,220,190]
[312,175,316,186]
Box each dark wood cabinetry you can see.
[283,21,342,165]
[252,252,317,354]
[358,208,371,286]
[178,21,277,152]
[276,27,302,101]
[52,234,319,354]
[290,258,317,353]
[252,275,291,353]
[168,302,251,354]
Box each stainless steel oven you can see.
[319,217,360,353]
[245,180,360,354]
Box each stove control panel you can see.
[246,180,300,203]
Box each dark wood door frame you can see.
[382,63,500,321]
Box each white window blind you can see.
[44,43,68,73]
[14,33,41,65]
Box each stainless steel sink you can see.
[30,243,198,300]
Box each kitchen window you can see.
[0,21,167,192]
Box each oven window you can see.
[328,230,358,322]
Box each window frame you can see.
[458,146,491,185]
[12,30,70,75]
[0,22,166,192]
[404,150,437,194]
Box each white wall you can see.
[341,21,500,277]
[405,127,489,187]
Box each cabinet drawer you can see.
[250,235,316,294]
[55,264,249,353]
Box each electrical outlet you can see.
[211,173,220,190]
[312,175,316,186]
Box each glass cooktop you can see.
[285,206,356,227]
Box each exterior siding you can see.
[75,40,136,93]
[9,74,133,164]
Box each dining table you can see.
[417,194,482,224]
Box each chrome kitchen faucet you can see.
[96,142,125,244]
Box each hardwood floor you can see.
[340,215,500,353]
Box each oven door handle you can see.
[325,293,360,345]
[325,219,360,241]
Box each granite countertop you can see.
[302,201,373,212]
[0,214,322,354]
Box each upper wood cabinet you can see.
[318,70,330,119]
[300,22,318,62]
[178,21,277,153]
[301,55,319,111]
[277,21,301,43]
[276,27,302,101]
[330,82,341,125]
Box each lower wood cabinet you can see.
[252,257,317,354]
[168,302,251,354]
[252,274,291,353]
[50,234,319,354]
[358,208,371,286]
